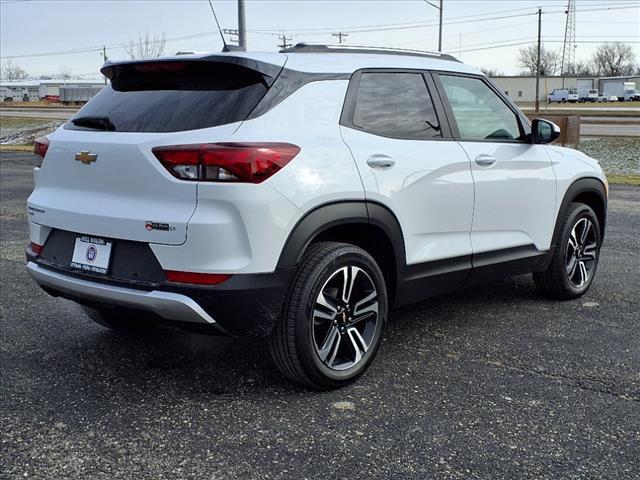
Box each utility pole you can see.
[332,32,348,44]
[101,46,108,85]
[424,1,443,52]
[535,8,542,113]
[238,0,247,51]
[438,0,443,53]
[278,33,292,50]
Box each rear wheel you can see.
[82,305,157,331]
[270,242,387,389]
[533,203,601,299]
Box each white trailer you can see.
[602,81,637,101]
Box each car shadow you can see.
[67,275,543,398]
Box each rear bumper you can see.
[27,261,230,333]
[26,258,294,337]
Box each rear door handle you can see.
[366,154,395,169]
[475,154,496,167]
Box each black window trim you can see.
[339,68,453,141]
[431,70,532,144]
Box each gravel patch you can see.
[0,120,62,145]
[577,137,640,175]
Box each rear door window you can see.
[349,72,442,139]
[70,62,269,132]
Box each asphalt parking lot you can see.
[1,152,639,479]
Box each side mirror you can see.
[532,118,561,144]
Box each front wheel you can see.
[270,242,388,389]
[533,203,602,299]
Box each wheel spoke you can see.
[346,327,367,364]
[340,266,359,304]
[353,290,378,317]
[569,227,579,252]
[567,255,578,278]
[579,219,592,245]
[347,311,375,327]
[583,242,597,260]
[578,260,588,286]
[313,291,337,321]
[318,325,340,364]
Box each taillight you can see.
[34,136,50,159]
[29,242,43,255]
[152,143,300,184]
[165,270,232,285]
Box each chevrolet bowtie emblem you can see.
[75,151,97,164]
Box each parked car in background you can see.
[597,94,618,103]
[578,89,598,103]
[547,88,579,103]
[623,89,640,101]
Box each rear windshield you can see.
[69,62,269,132]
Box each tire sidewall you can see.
[294,247,388,386]
[558,204,601,296]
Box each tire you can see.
[82,305,157,331]
[562,99,567,103]
[269,242,388,389]
[533,203,602,300]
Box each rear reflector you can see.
[34,137,50,159]
[152,143,300,184]
[165,270,232,285]
[29,242,43,255]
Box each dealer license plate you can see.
[70,236,112,274]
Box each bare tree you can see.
[57,65,72,80]
[124,32,167,59]
[479,67,503,77]
[590,42,637,77]
[518,44,560,76]
[1,59,29,81]
[564,61,597,77]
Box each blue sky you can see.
[1,0,639,78]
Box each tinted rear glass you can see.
[70,62,269,132]
[351,72,442,139]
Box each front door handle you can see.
[366,154,395,169]
[475,154,496,167]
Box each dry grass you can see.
[607,174,640,186]
[0,144,33,152]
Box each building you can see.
[0,79,104,103]
[490,75,640,102]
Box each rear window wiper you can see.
[71,116,116,131]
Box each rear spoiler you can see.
[100,56,283,83]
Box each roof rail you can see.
[279,43,460,63]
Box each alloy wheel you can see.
[566,217,598,288]
[311,265,379,371]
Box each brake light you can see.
[34,137,50,159]
[29,242,43,255]
[165,270,232,285]
[152,143,300,184]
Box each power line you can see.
[2,3,638,60]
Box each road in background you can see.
[0,108,74,120]
[1,152,639,479]
[582,124,640,137]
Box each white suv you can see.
[26,44,608,389]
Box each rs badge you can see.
[145,221,176,232]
